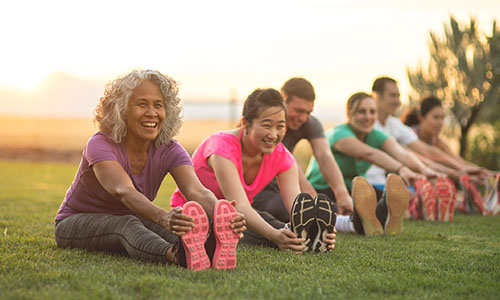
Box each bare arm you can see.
[172,164,218,218]
[207,154,305,251]
[382,138,439,178]
[92,160,193,236]
[334,137,422,184]
[408,140,464,170]
[172,164,246,234]
[310,137,353,215]
[276,164,301,214]
[295,162,318,197]
[406,147,462,181]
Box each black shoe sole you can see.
[290,193,316,252]
[313,193,336,253]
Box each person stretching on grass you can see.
[402,95,498,215]
[365,76,457,222]
[306,92,420,236]
[54,70,246,271]
[252,78,353,223]
[171,88,337,252]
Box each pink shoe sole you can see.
[416,179,437,221]
[212,200,239,270]
[435,177,457,221]
[181,201,210,271]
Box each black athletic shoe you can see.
[312,193,336,253]
[290,193,316,252]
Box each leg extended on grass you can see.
[54,213,179,263]
[240,209,286,248]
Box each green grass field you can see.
[1,160,499,299]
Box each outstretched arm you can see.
[172,164,246,235]
[295,162,318,197]
[208,154,305,252]
[310,137,353,215]
[93,161,193,236]
[334,137,423,184]
[382,138,440,178]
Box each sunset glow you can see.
[1,0,499,117]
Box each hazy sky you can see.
[1,0,499,115]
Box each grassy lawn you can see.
[1,160,499,299]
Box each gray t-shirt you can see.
[281,115,325,152]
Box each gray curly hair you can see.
[94,69,183,146]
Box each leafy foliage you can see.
[466,121,500,170]
[407,16,500,156]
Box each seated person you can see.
[54,70,245,271]
[403,95,497,214]
[306,92,427,235]
[252,78,352,222]
[366,76,456,221]
[171,88,336,252]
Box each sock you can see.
[335,215,356,233]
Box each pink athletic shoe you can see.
[212,200,240,270]
[415,178,437,221]
[181,201,211,271]
[434,177,457,221]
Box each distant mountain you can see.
[0,72,104,117]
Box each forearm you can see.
[298,171,318,197]
[316,154,349,198]
[363,150,405,173]
[394,151,428,173]
[235,201,277,241]
[116,186,168,226]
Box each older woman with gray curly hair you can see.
[54,70,245,271]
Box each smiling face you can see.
[125,79,165,144]
[244,106,287,155]
[420,105,445,137]
[348,96,377,137]
[377,81,401,116]
[285,95,314,130]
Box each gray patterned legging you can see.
[54,213,179,263]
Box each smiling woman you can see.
[53,69,246,271]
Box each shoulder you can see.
[87,131,115,147]
[206,131,239,149]
[370,128,390,139]
[86,131,119,153]
[195,131,240,162]
[301,116,324,136]
[84,132,121,165]
[330,124,354,140]
[153,139,193,169]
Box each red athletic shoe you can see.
[415,178,437,221]
[435,177,457,221]
[181,201,211,271]
[212,200,240,270]
[460,175,486,215]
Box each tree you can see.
[407,16,500,156]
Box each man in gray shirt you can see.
[252,78,353,222]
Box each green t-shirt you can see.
[305,123,389,191]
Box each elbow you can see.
[114,186,136,201]
[360,150,378,163]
